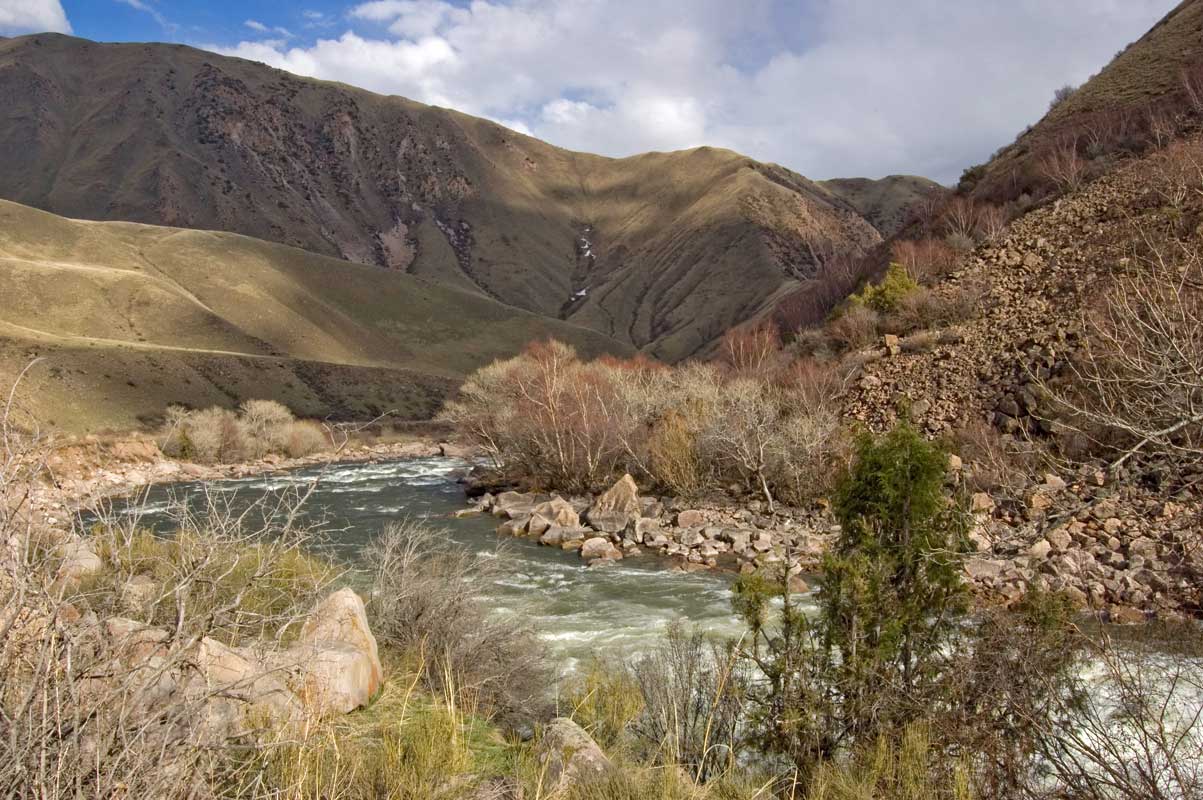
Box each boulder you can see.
[286,640,381,716]
[532,497,580,528]
[586,475,640,531]
[675,510,705,528]
[497,516,532,537]
[537,718,611,790]
[296,588,383,712]
[580,537,622,563]
[970,493,995,514]
[526,514,553,538]
[55,538,103,582]
[1028,540,1052,559]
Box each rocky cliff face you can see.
[0,34,880,361]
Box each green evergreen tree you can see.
[732,423,969,778]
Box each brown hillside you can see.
[820,175,943,237]
[0,34,881,362]
[968,0,1203,202]
[0,199,630,432]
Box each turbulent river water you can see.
[96,457,789,672]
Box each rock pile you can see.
[470,474,830,587]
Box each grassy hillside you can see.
[967,0,1203,202]
[0,34,880,361]
[0,200,630,432]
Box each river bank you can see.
[463,470,1201,624]
[20,428,1199,626]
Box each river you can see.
[93,456,774,671]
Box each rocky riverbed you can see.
[466,468,1201,623]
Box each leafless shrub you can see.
[1041,236,1203,479]
[1149,138,1203,210]
[1049,84,1077,112]
[1182,62,1203,117]
[628,623,750,783]
[362,518,549,718]
[1039,137,1086,193]
[719,321,782,376]
[949,419,1045,503]
[975,204,1009,243]
[1035,630,1203,800]
[827,305,880,351]
[941,197,980,242]
[240,399,295,457]
[892,238,960,284]
[901,331,940,353]
[160,401,331,463]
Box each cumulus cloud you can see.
[0,0,71,34]
[209,0,1178,182]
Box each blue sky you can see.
[3,0,1181,182]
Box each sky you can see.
[0,0,1182,183]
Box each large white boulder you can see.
[291,588,384,714]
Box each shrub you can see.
[647,408,709,497]
[891,239,959,284]
[363,518,550,719]
[159,401,329,463]
[187,407,246,462]
[567,659,645,752]
[239,399,294,456]
[283,420,328,457]
[848,263,919,314]
[1048,84,1076,112]
[827,305,880,351]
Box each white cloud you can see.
[0,0,71,34]
[117,0,175,33]
[245,19,293,38]
[206,0,1180,182]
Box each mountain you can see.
[0,199,629,432]
[819,175,944,237]
[0,33,881,362]
[966,0,1203,203]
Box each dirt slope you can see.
[0,33,881,361]
[0,199,630,431]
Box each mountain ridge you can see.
[0,33,881,361]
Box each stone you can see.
[120,575,159,613]
[675,510,704,528]
[680,530,706,547]
[787,575,810,594]
[526,514,553,538]
[539,525,566,547]
[1028,540,1052,559]
[1046,528,1072,552]
[55,538,103,582]
[947,454,963,471]
[970,493,995,514]
[580,537,622,562]
[297,588,383,712]
[1043,473,1067,490]
[532,497,580,528]
[587,474,640,523]
[537,718,611,790]
[492,491,530,516]
[497,516,531,537]
[964,558,1006,582]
